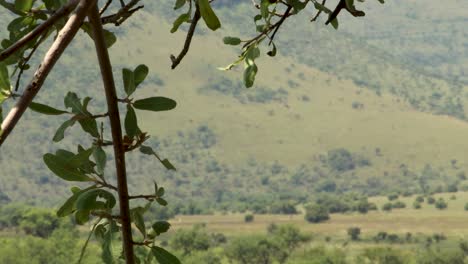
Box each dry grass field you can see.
[170,192,468,239]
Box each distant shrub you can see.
[427,196,436,204]
[358,247,407,263]
[392,201,406,209]
[387,193,399,201]
[327,148,355,172]
[435,198,447,210]
[305,204,330,223]
[347,227,361,241]
[415,196,424,203]
[387,234,400,244]
[382,203,393,212]
[457,171,466,180]
[450,195,457,200]
[447,183,458,193]
[244,214,254,223]
[432,233,447,243]
[374,232,387,242]
[464,203,468,211]
[413,201,422,209]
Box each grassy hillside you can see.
[0,1,467,211]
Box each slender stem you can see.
[0,0,95,147]
[88,3,135,264]
[0,0,80,62]
[170,5,201,69]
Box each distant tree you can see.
[244,214,254,223]
[327,148,355,172]
[392,201,406,209]
[347,227,361,241]
[387,193,399,201]
[382,203,393,212]
[427,196,436,204]
[305,204,330,223]
[170,225,211,255]
[435,198,448,210]
[415,196,425,203]
[413,201,422,209]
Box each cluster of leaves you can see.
[27,63,179,263]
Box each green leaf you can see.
[243,64,258,88]
[260,0,270,19]
[57,186,96,217]
[170,13,190,33]
[151,246,181,264]
[122,68,135,96]
[152,221,170,236]
[174,0,186,9]
[133,97,177,112]
[76,189,116,211]
[330,18,339,29]
[29,102,68,115]
[267,42,277,57]
[156,198,168,206]
[81,22,116,48]
[161,159,176,171]
[75,209,90,225]
[43,153,92,182]
[53,119,75,142]
[314,2,331,13]
[68,147,94,168]
[78,117,99,138]
[134,64,149,87]
[223,36,241,46]
[93,146,106,175]
[131,208,146,238]
[140,145,154,155]
[156,187,165,197]
[125,105,138,138]
[0,62,11,93]
[64,92,86,115]
[15,0,33,12]
[198,0,221,31]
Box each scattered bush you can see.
[382,203,393,211]
[347,227,361,241]
[305,204,330,223]
[435,198,447,210]
[427,196,436,204]
[392,201,406,209]
[388,193,399,201]
[413,201,422,209]
[415,196,424,203]
[244,214,254,223]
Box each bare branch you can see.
[101,0,143,26]
[0,0,96,147]
[170,6,201,69]
[88,3,135,263]
[0,0,80,62]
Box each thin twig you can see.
[99,0,113,15]
[268,5,292,45]
[129,194,157,200]
[311,0,327,22]
[14,32,50,92]
[101,0,143,26]
[88,3,135,263]
[0,0,96,147]
[170,6,201,69]
[0,0,80,62]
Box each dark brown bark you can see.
[87,3,135,264]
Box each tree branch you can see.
[0,0,80,62]
[101,0,143,26]
[170,6,201,69]
[0,0,95,147]
[88,3,135,264]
